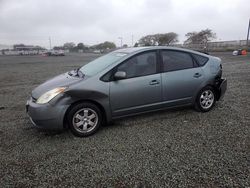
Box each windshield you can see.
[79,52,128,76]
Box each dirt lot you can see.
[0,52,249,187]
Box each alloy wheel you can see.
[199,90,214,110]
[72,108,98,133]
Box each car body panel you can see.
[110,73,162,117]
[161,67,204,105]
[218,78,227,100]
[32,73,82,99]
[26,46,227,130]
[26,95,71,129]
[65,76,112,122]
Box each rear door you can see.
[160,50,204,106]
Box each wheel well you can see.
[207,84,220,100]
[194,84,220,103]
[63,99,107,129]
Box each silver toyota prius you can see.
[26,47,227,137]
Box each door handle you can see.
[149,80,160,85]
[193,73,202,78]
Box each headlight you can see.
[36,87,67,104]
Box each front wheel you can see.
[195,86,216,112]
[67,102,102,137]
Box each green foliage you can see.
[158,32,178,45]
[138,32,178,46]
[92,41,116,50]
[184,29,216,45]
[138,34,158,46]
[54,42,89,52]
[77,43,85,49]
[63,42,76,49]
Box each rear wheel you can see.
[67,102,102,137]
[195,86,216,112]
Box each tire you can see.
[67,102,102,137]
[195,86,216,112]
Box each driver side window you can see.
[117,51,157,79]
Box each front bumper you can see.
[26,97,70,130]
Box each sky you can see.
[0,0,249,48]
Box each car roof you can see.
[114,46,210,57]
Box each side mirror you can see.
[114,71,126,80]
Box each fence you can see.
[173,40,249,52]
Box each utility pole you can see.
[118,37,123,48]
[247,18,250,47]
[49,37,52,50]
[131,35,134,47]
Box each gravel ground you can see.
[0,52,249,187]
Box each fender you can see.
[64,88,112,123]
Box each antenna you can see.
[49,37,52,50]
[118,37,123,48]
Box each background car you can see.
[232,49,247,56]
[42,50,65,56]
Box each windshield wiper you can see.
[68,71,73,76]
[68,68,84,78]
[76,68,85,78]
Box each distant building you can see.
[1,44,46,56]
[13,44,44,51]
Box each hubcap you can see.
[72,108,98,133]
[200,90,214,109]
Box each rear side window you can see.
[192,54,209,66]
[162,51,194,72]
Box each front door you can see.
[110,51,162,117]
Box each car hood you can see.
[32,73,83,99]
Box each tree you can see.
[138,34,158,46]
[63,42,76,49]
[158,32,178,45]
[138,32,178,46]
[77,43,85,49]
[102,41,116,49]
[184,29,216,45]
[93,41,116,50]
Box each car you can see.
[26,47,227,137]
[232,49,247,56]
[52,50,65,56]
[42,50,65,56]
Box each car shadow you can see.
[23,106,195,138]
[105,106,193,128]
